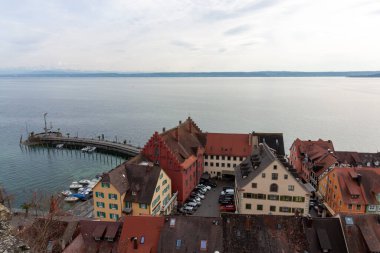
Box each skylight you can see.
[200,240,207,251]
[170,218,176,227]
[345,216,354,225]
[176,239,181,249]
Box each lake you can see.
[1,77,379,206]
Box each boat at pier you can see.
[69,182,82,190]
[56,144,64,149]
[61,190,72,197]
[79,179,91,185]
[64,196,79,202]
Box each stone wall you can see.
[0,204,29,252]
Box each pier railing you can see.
[24,133,141,157]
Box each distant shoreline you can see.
[0,71,379,78]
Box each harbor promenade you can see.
[23,132,141,157]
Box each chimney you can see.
[162,127,166,133]
[133,237,138,249]
[248,133,252,146]
[179,120,182,125]
[175,127,179,142]
[357,174,362,185]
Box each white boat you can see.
[79,179,91,185]
[69,182,82,190]
[64,196,79,202]
[61,190,72,196]
[56,144,64,149]
[87,147,96,153]
[81,146,90,152]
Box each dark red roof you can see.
[118,216,165,253]
[205,133,252,157]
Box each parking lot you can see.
[192,179,234,217]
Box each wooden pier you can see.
[23,132,141,157]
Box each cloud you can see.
[171,40,199,51]
[224,25,251,36]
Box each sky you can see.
[1,0,380,72]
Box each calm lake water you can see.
[1,77,380,206]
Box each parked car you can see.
[223,186,234,191]
[204,181,217,188]
[221,189,234,195]
[185,201,199,208]
[182,206,195,213]
[220,204,236,212]
[220,199,234,205]
[191,192,205,199]
[189,196,201,204]
[195,187,207,194]
[199,184,211,191]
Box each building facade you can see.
[93,163,173,221]
[141,117,205,203]
[319,167,380,215]
[235,143,310,216]
[289,138,338,189]
[204,132,285,179]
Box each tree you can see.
[20,202,32,218]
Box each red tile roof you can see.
[118,216,165,253]
[333,167,380,206]
[159,117,205,166]
[205,133,252,157]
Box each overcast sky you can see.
[1,0,380,72]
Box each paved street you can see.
[193,179,234,217]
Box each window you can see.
[162,179,167,185]
[246,203,252,209]
[268,194,279,200]
[257,204,263,211]
[200,240,207,251]
[97,211,106,218]
[233,157,237,161]
[270,183,278,192]
[272,173,278,180]
[96,202,105,208]
[292,208,304,214]
[222,156,225,160]
[243,193,253,198]
[348,204,352,210]
[139,203,148,209]
[288,185,295,191]
[216,163,219,167]
[141,236,145,244]
[210,162,214,167]
[270,206,276,212]
[216,156,219,160]
[357,204,361,210]
[210,155,214,159]
[95,192,104,198]
[108,193,117,200]
[251,183,257,188]
[280,195,292,201]
[240,157,243,161]
[205,155,208,159]
[257,194,266,200]
[101,182,110,188]
[227,156,231,161]
[262,173,266,178]
[292,196,305,202]
[284,175,288,179]
[160,173,163,179]
[152,195,160,207]
[227,164,231,168]
[110,213,119,220]
[279,207,291,213]
[221,163,225,167]
[205,162,208,166]
[274,165,277,170]
[156,186,161,192]
[109,203,118,210]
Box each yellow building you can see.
[93,162,174,221]
[235,143,310,216]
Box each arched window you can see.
[270,183,278,192]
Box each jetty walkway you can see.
[23,133,141,157]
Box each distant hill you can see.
[1,70,380,78]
